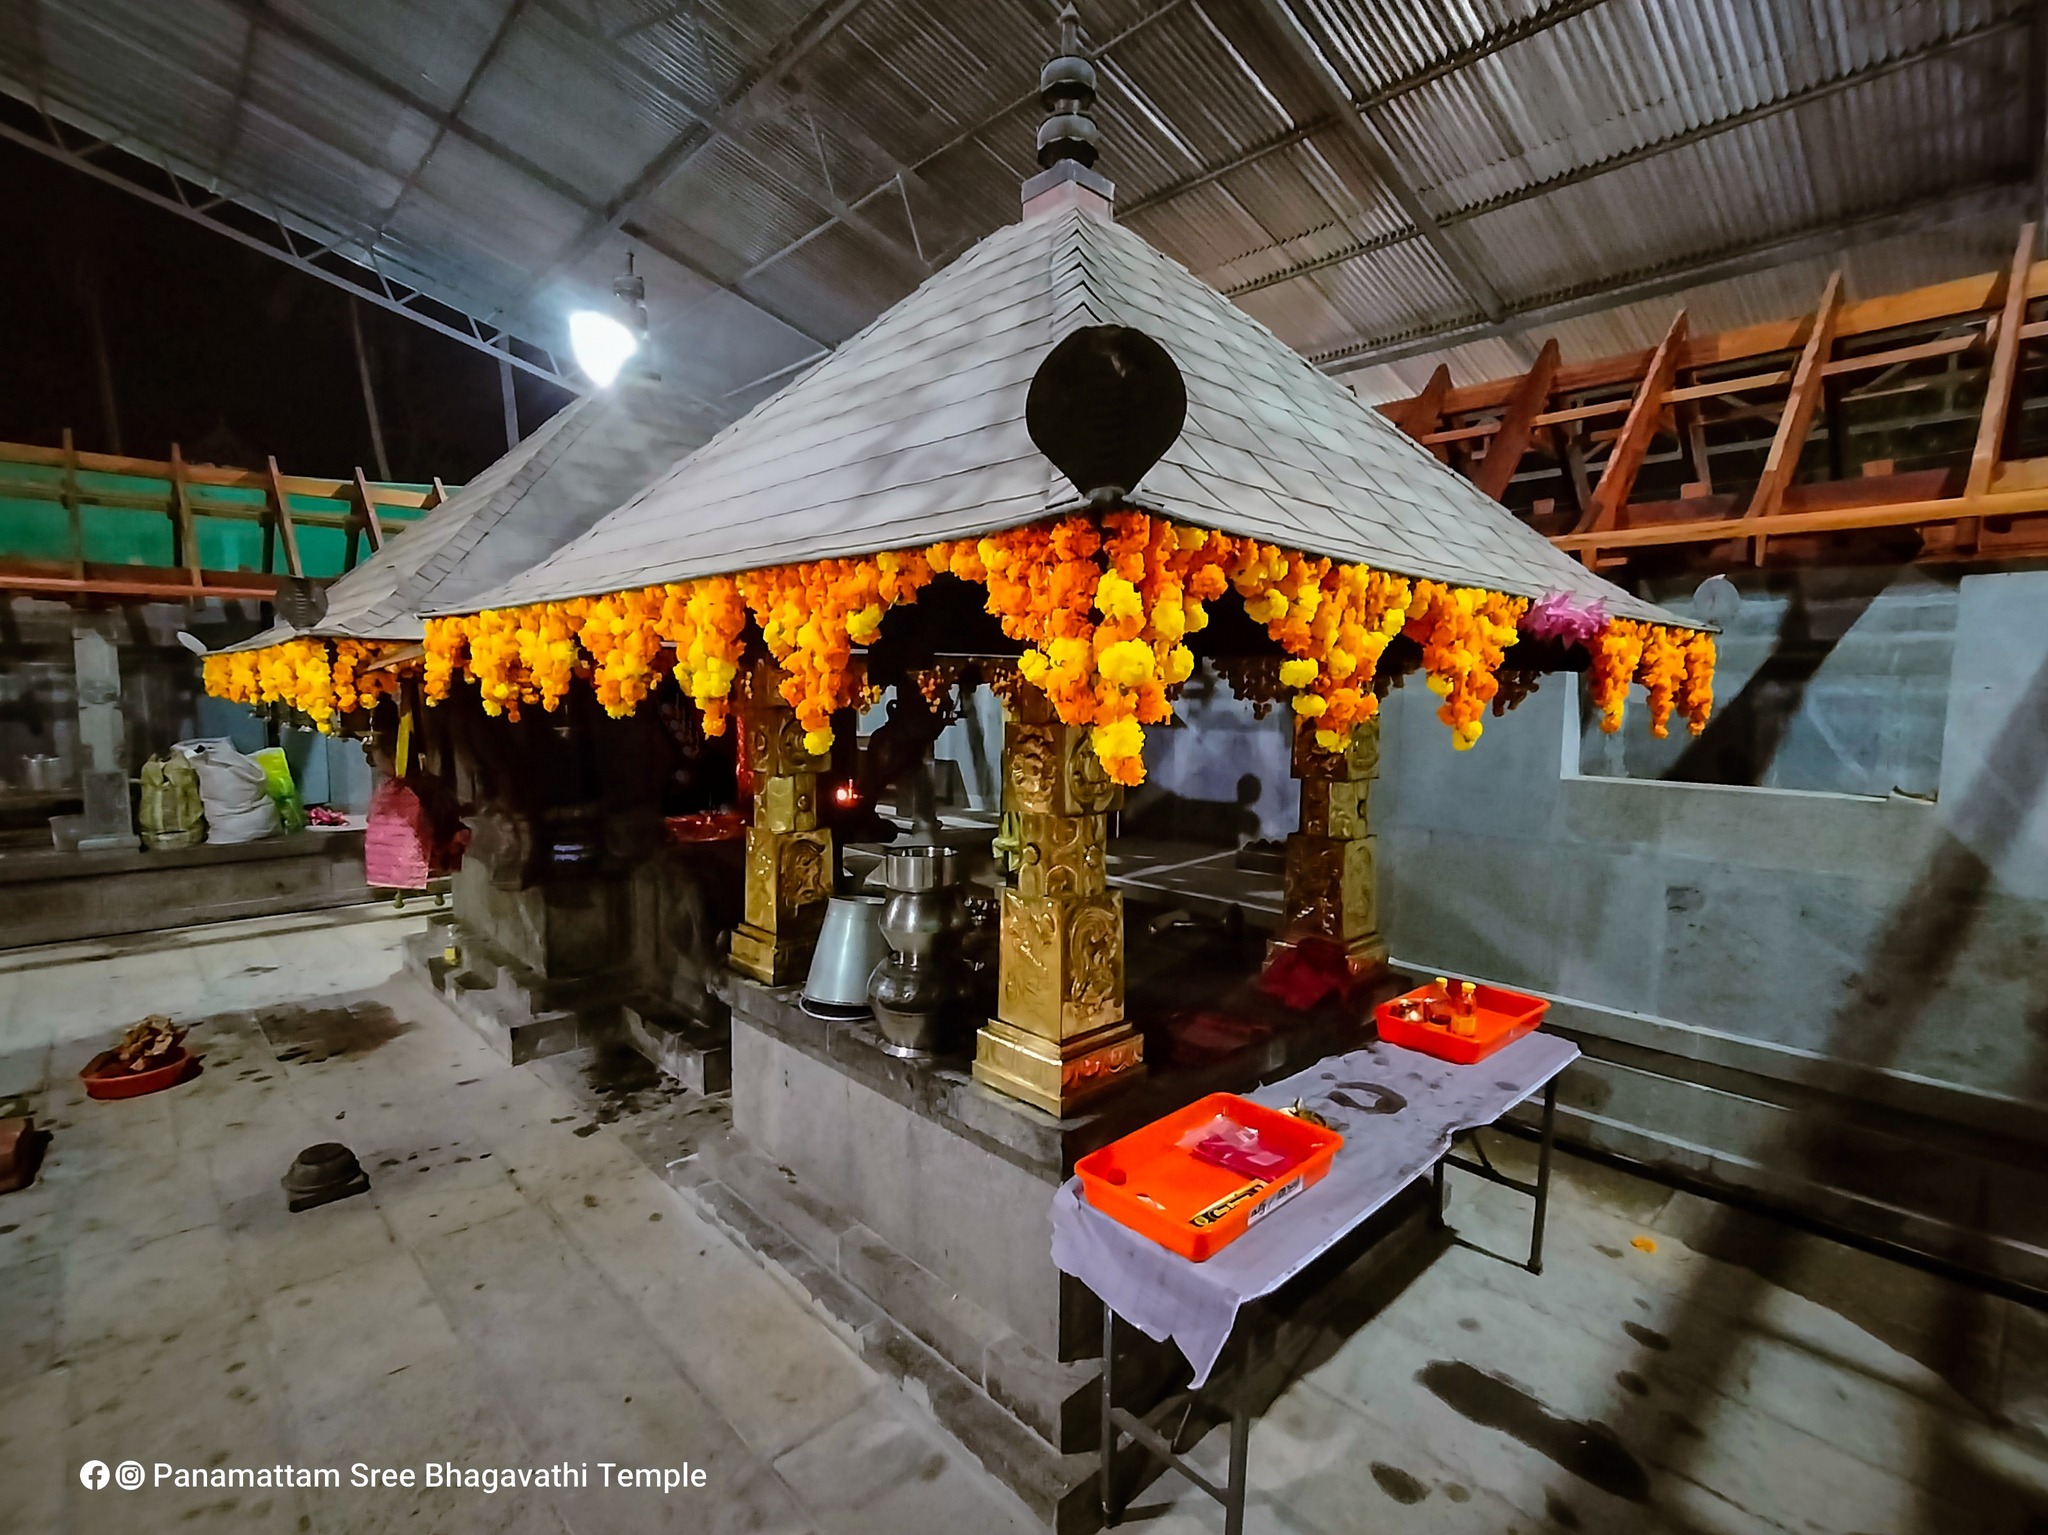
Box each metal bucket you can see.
[802,894,888,1020]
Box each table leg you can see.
[1101,1305,1120,1525]
[1529,1077,1557,1274]
[1224,1403,1250,1535]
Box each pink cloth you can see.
[364,779,432,889]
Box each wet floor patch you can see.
[1417,1359,1650,1504]
[1369,1462,1428,1504]
[573,1040,686,1129]
[259,1002,410,1064]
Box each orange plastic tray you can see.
[1375,980,1548,1065]
[1076,1093,1343,1262]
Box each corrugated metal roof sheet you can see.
[449,201,1686,628]
[0,0,2031,433]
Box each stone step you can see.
[666,1149,1104,1534]
[620,1001,732,1095]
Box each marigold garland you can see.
[202,639,401,732]
[1588,619,1716,737]
[408,513,1717,778]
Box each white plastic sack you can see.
[174,738,281,844]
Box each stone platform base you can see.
[710,940,1402,1532]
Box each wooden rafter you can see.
[1378,364,1452,446]
[1374,219,2048,571]
[1577,309,1687,537]
[1473,338,1558,500]
[354,467,388,554]
[0,435,452,600]
[1745,271,1844,563]
[1960,223,2040,553]
[60,428,85,580]
[168,443,202,588]
[266,455,306,579]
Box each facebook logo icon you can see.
[79,1461,111,1490]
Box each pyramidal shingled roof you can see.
[446,201,1684,629]
[229,381,719,651]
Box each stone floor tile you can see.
[772,1403,1040,1535]
[63,1309,310,1533]
[261,1250,469,1420]
[220,1176,400,1294]
[58,1222,243,1360]
[0,1367,68,1535]
[543,1178,876,1460]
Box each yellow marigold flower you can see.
[1097,639,1154,687]
[1244,589,1287,625]
[1292,693,1327,718]
[1278,658,1319,687]
[1094,572,1142,624]
[804,727,835,756]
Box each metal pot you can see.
[868,847,959,1058]
[23,755,66,793]
[802,894,888,1020]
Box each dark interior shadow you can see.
[1608,645,2048,1530]
[1666,577,1878,786]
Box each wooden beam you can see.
[1379,364,1453,444]
[1552,485,2048,553]
[352,467,386,563]
[1431,257,2046,417]
[1578,310,1687,535]
[1475,339,1559,499]
[1746,271,1844,562]
[266,456,305,579]
[430,476,449,508]
[1966,223,2038,515]
[60,428,85,580]
[169,443,203,588]
[1422,330,1982,446]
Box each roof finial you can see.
[1036,4,1099,170]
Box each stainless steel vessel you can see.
[868,846,959,1058]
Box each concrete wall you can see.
[1376,569,2048,1287]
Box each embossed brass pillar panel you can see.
[994,888,1123,1039]
[1002,721,1122,818]
[755,774,820,833]
[973,684,1143,1117]
[1281,835,1377,944]
[1298,779,1368,840]
[1276,716,1386,971]
[729,669,834,986]
[1013,812,1106,898]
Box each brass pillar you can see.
[728,665,832,985]
[1276,716,1387,974]
[973,684,1144,1116]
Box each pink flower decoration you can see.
[1521,591,1607,648]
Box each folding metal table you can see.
[1051,1031,1579,1535]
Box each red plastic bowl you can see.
[81,1047,200,1099]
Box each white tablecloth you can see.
[1050,1031,1579,1385]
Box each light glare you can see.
[569,309,639,387]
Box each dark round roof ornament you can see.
[1027,325,1187,505]
[1036,4,1100,170]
